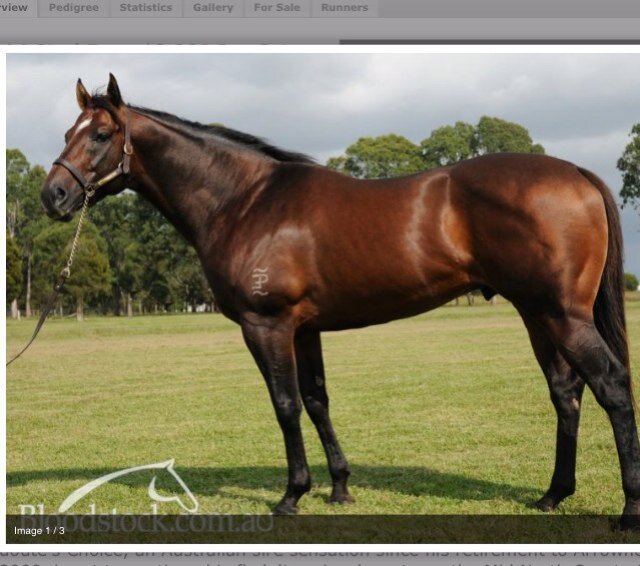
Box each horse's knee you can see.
[274,398,302,429]
[550,392,581,430]
[302,395,328,423]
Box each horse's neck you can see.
[128,113,273,249]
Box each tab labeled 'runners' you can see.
[312,0,377,17]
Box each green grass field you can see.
[6,298,640,536]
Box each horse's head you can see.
[41,74,130,221]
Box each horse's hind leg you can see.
[295,331,354,503]
[523,316,585,511]
[539,313,640,527]
[242,319,311,515]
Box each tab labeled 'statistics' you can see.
[112,0,182,16]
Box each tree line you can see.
[7,149,213,320]
[6,116,640,320]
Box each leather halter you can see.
[53,107,133,197]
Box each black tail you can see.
[578,167,633,406]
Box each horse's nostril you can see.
[54,186,68,204]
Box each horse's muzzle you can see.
[41,184,82,221]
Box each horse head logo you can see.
[58,459,198,513]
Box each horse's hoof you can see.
[533,496,556,513]
[533,488,574,512]
[272,502,299,515]
[330,493,355,504]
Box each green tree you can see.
[625,272,639,292]
[618,123,640,210]
[421,116,544,168]
[91,192,143,315]
[420,121,475,168]
[6,149,47,317]
[472,116,545,155]
[330,117,545,180]
[6,232,23,318]
[327,134,424,179]
[32,221,111,321]
[167,244,215,313]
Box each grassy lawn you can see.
[6,298,640,538]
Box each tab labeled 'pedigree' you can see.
[39,0,107,16]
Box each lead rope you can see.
[6,187,95,367]
[61,187,94,279]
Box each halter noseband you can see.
[53,108,133,197]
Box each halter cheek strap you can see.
[53,107,133,197]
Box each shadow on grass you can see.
[7,464,544,510]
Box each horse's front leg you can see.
[295,330,353,504]
[242,318,311,514]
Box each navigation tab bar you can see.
[1,0,383,17]
[4,0,640,19]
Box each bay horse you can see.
[41,75,639,526]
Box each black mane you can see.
[89,94,314,164]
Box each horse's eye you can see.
[96,131,111,142]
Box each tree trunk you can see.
[126,293,133,317]
[76,296,84,322]
[59,303,64,317]
[25,256,32,318]
[113,286,122,316]
[138,299,143,315]
[11,298,20,320]
[466,293,474,306]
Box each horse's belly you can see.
[308,269,472,331]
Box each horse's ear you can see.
[107,73,123,107]
[76,79,90,110]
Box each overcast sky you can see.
[7,52,640,274]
